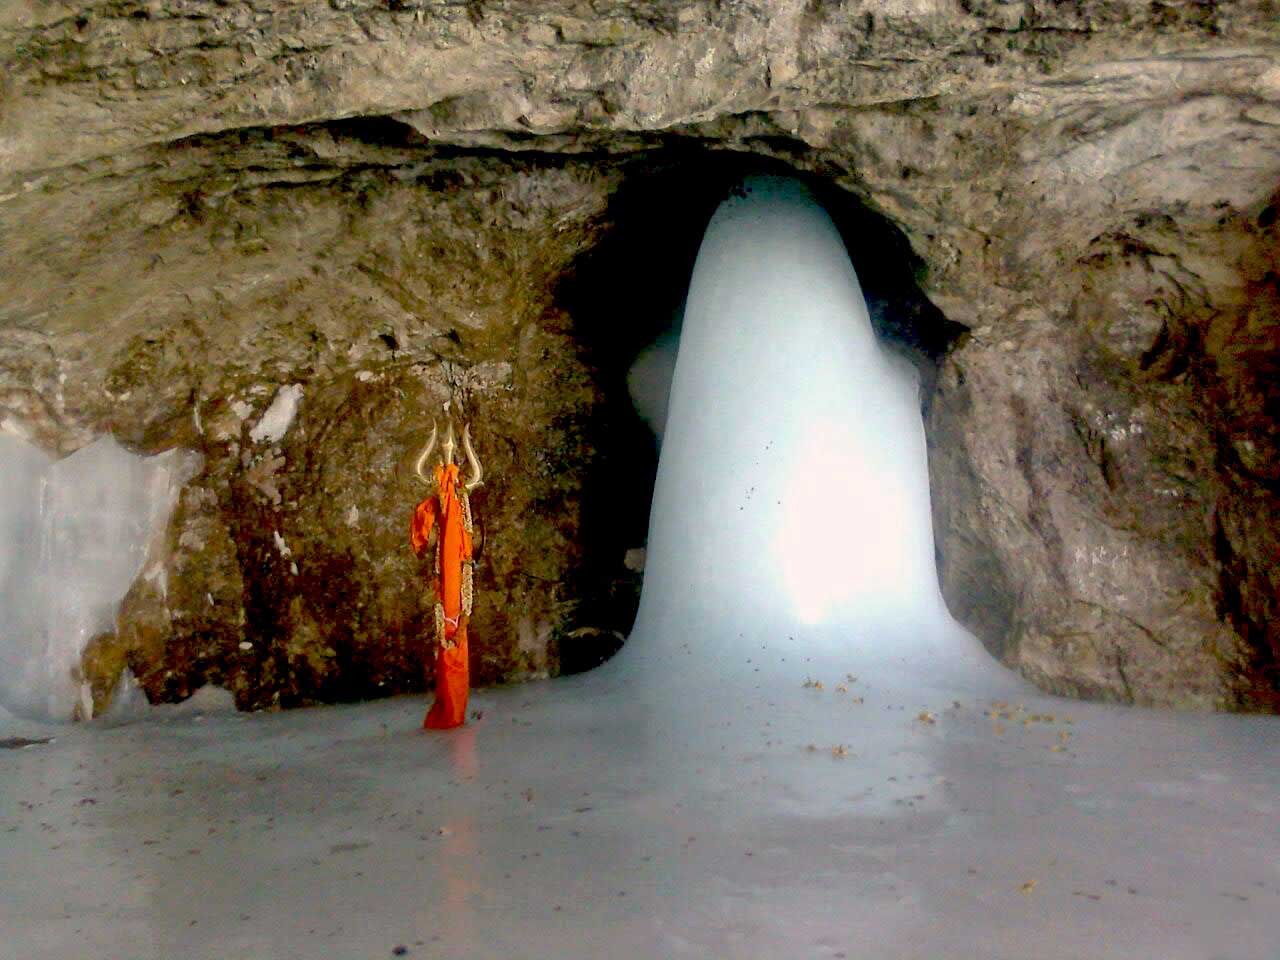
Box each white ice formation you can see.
[626,324,682,443]
[249,383,303,445]
[0,434,199,722]
[627,175,1015,694]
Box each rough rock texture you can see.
[932,207,1280,709]
[1,0,1278,710]
[1,133,651,710]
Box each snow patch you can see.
[272,530,292,557]
[143,562,167,599]
[0,416,35,442]
[101,668,149,723]
[169,683,238,716]
[249,384,303,444]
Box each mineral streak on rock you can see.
[0,0,1277,710]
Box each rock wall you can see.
[931,206,1280,710]
[1,131,651,712]
[1,0,1277,710]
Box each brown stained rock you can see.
[77,630,131,719]
[29,151,644,710]
[80,473,245,710]
[1,1,1278,710]
[930,207,1280,709]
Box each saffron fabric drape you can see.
[411,462,474,729]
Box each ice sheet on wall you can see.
[0,434,199,723]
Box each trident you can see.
[415,420,483,491]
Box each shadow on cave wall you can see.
[553,148,962,674]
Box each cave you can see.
[2,3,1279,957]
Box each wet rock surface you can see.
[1,0,1277,709]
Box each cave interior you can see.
[3,2,1280,952]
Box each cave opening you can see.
[556,153,970,675]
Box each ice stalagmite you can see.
[628,176,1012,692]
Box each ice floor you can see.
[2,641,1278,960]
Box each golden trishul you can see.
[414,420,483,491]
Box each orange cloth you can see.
[411,463,474,729]
[424,628,469,730]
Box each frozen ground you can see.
[2,645,1278,960]
[3,177,1276,960]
